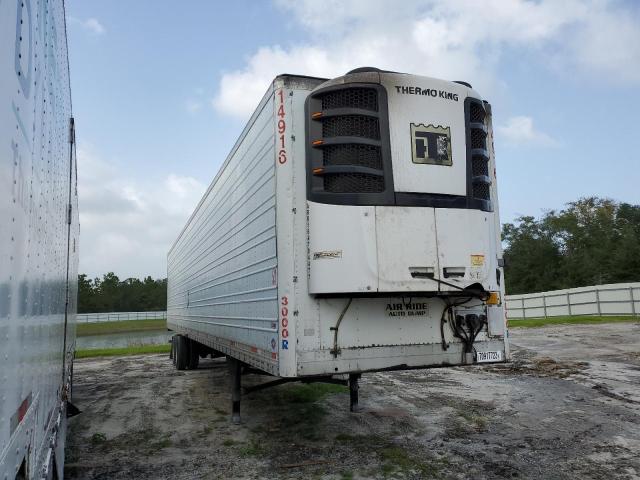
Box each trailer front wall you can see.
[289,73,508,376]
[0,0,78,478]
[167,87,279,374]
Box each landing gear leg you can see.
[349,373,361,412]
[229,357,242,424]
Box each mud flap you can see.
[66,401,81,418]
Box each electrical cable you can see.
[442,295,488,362]
[439,303,450,350]
[439,296,474,351]
[436,277,490,301]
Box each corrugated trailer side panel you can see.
[167,86,279,375]
[0,0,78,478]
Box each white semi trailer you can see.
[167,68,507,422]
[0,1,79,478]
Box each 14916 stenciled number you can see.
[277,89,287,165]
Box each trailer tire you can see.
[174,335,189,370]
[187,339,200,370]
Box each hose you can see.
[330,298,353,358]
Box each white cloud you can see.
[69,16,106,35]
[567,5,640,85]
[77,145,205,278]
[213,0,640,118]
[213,46,347,116]
[496,116,557,147]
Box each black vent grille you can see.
[467,100,491,203]
[473,183,490,201]
[323,144,382,169]
[472,156,489,177]
[321,88,378,111]
[310,86,387,196]
[470,102,486,123]
[471,128,487,150]
[324,173,384,193]
[322,115,380,139]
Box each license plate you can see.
[476,350,503,363]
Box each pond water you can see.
[77,330,172,350]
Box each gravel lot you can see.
[65,322,640,479]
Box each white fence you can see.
[505,282,640,319]
[77,311,167,323]
[78,283,640,322]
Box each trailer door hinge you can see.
[67,204,72,224]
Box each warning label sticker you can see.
[313,250,342,260]
[471,255,485,266]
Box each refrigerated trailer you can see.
[167,68,508,421]
[0,1,79,478]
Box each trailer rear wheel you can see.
[174,335,189,370]
[187,340,200,370]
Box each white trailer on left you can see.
[0,1,79,479]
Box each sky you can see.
[66,0,640,279]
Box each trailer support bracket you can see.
[349,373,361,413]
[229,357,242,424]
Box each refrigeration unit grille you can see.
[471,128,487,150]
[308,85,392,200]
[472,156,489,177]
[322,115,380,139]
[472,182,490,201]
[321,88,379,111]
[323,144,383,170]
[467,100,491,203]
[324,172,385,193]
[470,102,486,124]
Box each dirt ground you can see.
[65,322,640,480]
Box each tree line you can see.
[78,273,167,313]
[503,197,640,295]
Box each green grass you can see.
[282,383,348,403]
[75,344,170,358]
[508,315,638,328]
[247,382,349,444]
[76,319,167,337]
[379,446,448,478]
[335,433,382,449]
[150,435,172,450]
[381,446,415,473]
[90,432,107,445]
[238,440,268,457]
